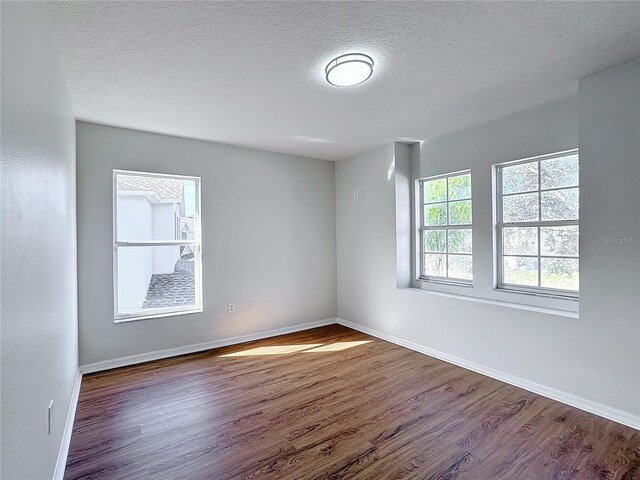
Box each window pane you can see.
[502,227,537,255]
[117,174,197,241]
[541,188,579,221]
[502,162,538,194]
[424,203,447,226]
[541,226,579,257]
[117,245,196,314]
[424,178,447,203]
[448,174,471,200]
[424,230,446,253]
[423,254,446,277]
[502,192,539,222]
[448,229,472,254]
[541,258,579,291]
[448,255,472,280]
[449,200,472,225]
[503,256,538,286]
[541,154,578,190]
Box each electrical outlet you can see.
[353,191,359,200]
[227,302,236,314]
[360,190,366,199]
[48,400,54,435]
[249,299,255,310]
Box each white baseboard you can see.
[79,318,337,374]
[53,368,82,480]
[337,318,640,431]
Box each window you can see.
[418,171,473,284]
[113,170,202,321]
[495,150,579,297]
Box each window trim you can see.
[416,169,473,286]
[112,169,203,322]
[494,149,579,300]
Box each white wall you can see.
[150,203,180,274]
[117,197,153,309]
[336,64,640,420]
[1,2,79,479]
[76,122,336,365]
[117,196,153,241]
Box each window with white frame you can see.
[418,171,473,283]
[113,170,202,321]
[495,150,579,296]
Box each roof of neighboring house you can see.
[117,175,183,201]
[143,259,195,309]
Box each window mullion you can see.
[115,240,198,248]
[421,224,471,231]
[445,177,449,279]
[420,181,425,277]
[496,220,578,228]
[497,168,503,287]
[537,160,542,287]
[419,229,424,276]
[445,228,449,278]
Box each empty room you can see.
[2,1,640,479]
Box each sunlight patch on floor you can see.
[219,344,323,357]
[219,340,372,357]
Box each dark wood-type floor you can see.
[65,324,640,480]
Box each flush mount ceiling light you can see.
[325,53,374,87]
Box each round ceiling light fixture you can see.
[325,53,374,87]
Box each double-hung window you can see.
[495,150,579,297]
[113,170,202,321]
[418,171,473,284]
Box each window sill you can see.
[494,286,578,301]
[417,277,473,288]
[400,286,579,319]
[114,307,203,323]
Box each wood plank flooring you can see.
[65,324,640,480]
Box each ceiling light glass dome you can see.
[325,53,374,87]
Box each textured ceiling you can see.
[47,1,640,161]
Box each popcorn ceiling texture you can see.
[47,1,640,160]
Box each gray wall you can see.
[1,2,79,479]
[336,61,640,417]
[76,122,337,366]
[578,60,640,416]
